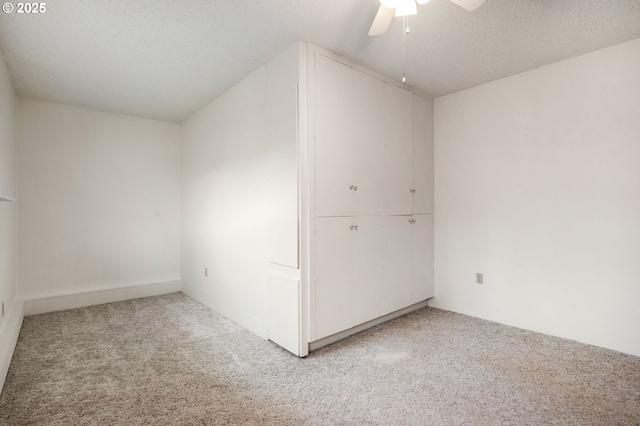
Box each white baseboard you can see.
[23,280,182,316]
[182,282,268,340]
[0,299,24,394]
[309,300,429,352]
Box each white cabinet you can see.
[411,95,434,215]
[311,50,433,344]
[351,216,386,326]
[314,214,432,341]
[381,215,434,314]
[350,67,387,217]
[384,87,413,216]
[314,53,413,217]
[384,216,413,312]
[410,214,434,302]
[314,55,359,217]
[315,216,354,339]
[315,216,386,339]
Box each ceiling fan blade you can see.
[449,0,486,11]
[368,5,395,36]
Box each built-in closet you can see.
[265,43,433,356]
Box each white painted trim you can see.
[23,280,181,316]
[305,44,318,343]
[0,299,24,394]
[309,299,429,352]
[297,41,310,358]
[182,281,268,340]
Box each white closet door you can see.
[351,71,386,216]
[314,54,357,217]
[411,94,434,215]
[384,85,413,215]
[352,216,386,326]
[315,216,354,339]
[385,215,413,313]
[410,214,434,302]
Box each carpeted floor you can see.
[1,292,639,425]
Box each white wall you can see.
[0,46,19,393]
[0,54,15,201]
[433,38,640,356]
[17,99,181,301]
[0,45,16,320]
[181,66,269,338]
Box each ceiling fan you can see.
[369,0,487,36]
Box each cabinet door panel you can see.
[412,94,434,214]
[314,54,356,217]
[384,85,413,215]
[351,216,386,326]
[411,214,434,301]
[351,72,386,216]
[315,217,353,339]
[385,216,413,313]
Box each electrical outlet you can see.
[205,267,208,277]
[476,273,484,284]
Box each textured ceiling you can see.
[1,0,639,123]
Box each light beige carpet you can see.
[1,292,639,425]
